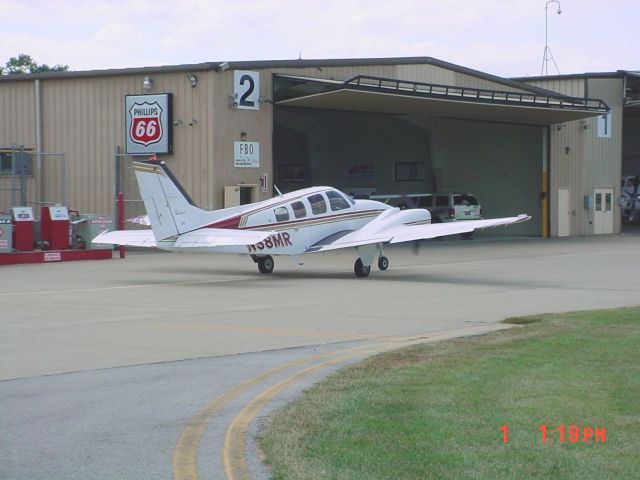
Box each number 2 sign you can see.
[234,70,260,110]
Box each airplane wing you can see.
[93,228,273,248]
[311,213,531,252]
[93,230,157,247]
[173,228,273,247]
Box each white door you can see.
[594,189,614,234]
[557,188,571,237]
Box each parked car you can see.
[370,192,483,238]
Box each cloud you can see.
[1,0,637,74]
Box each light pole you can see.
[541,0,562,76]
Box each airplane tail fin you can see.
[133,160,216,240]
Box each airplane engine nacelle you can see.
[388,208,431,227]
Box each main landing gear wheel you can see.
[257,255,274,274]
[354,258,371,278]
[378,256,389,271]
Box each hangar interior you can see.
[274,108,543,236]
[622,73,640,177]
[271,73,607,236]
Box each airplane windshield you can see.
[326,191,351,211]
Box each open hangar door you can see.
[273,75,608,237]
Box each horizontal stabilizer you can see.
[173,228,274,248]
[93,230,157,247]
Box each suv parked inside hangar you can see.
[370,192,483,238]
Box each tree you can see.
[3,53,69,75]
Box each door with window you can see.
[593,189,614,234]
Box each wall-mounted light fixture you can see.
[187,73,198,88]
[240,131,247,141]
[188,119,198,126]
[556,124,566,131]
[173,119,183,126]
[143,76,153,92]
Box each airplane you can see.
[93,159,531,277]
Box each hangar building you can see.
[1,57,637,237]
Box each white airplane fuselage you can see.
[156,190,428,255]
[93,160,529,277]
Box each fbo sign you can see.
[234,141,259,168]
[125,94,173,154]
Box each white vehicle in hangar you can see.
[371,192,483,238]
[94,159,529,277]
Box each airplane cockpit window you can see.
[326,191,350,211]
[291,200,307,219]
[274,206,290,222]
[307,193,327,215]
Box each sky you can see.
[1,0,637,78]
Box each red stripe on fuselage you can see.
[207,215,242,229]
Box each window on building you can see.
[278,164,306,182]
[307,193,327,215]
[326,191,350,211]
[274,206,290,222]
[291,201,307,219]
[0,149,33,176]
[394,162,427,182]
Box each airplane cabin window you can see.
[291,200,307,219]
[307,193,327,215]
[326,191,350,211]
[274,206,290,222]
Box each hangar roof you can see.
[0,56,580,100]
[273,74,609,126]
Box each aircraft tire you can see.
[378,256,389,270]
[258,255,274,274]
[354,258,371,277]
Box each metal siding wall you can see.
[0,81,36,209]
[34,73,220,216]
[583,78,623,234]
[549,121,585,236]
[526,78,585,98]
[209,69,273,208]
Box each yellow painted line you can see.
[172,340,396,480]
[222,323,516,480]
[222,342,419,480]
[173,323,512,480]
[159,322,375,340]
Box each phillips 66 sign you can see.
[125,94,173,154]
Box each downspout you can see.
[35,78,43,210]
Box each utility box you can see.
[0,214,12,252]
[11,207,35,251]
[76,214,114,249]
[41,206,70,250]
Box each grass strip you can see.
[260,307,640,479]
